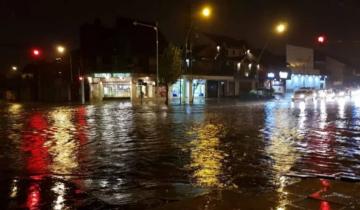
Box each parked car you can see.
[334,88,351,98]
[292,89,316,101]
[317,89,327,99]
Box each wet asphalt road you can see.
[1,96,360,209]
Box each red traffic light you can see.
[317,35,326,44]
[32,49,41,57]
[79,76,83,81]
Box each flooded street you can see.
[1,96,360,209]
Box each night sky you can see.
[1,0,360,72]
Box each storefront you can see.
[170,79,206,99]
[92,73,132,99]
[87,73,156,102]
[265,71,291,94]
[135,77,156,99]
[286,74,326,91]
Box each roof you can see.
[201,32,248,48]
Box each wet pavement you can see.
[1,96,360,209]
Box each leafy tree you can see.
[159,43,183,105]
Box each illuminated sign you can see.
[279,71,289,79]
[94,73,131,78]
[113,73,130,78]
[267,72,275,78]
[94,73,111,78]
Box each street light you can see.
[55,45,73,79]
[32,49,41,57]
[258,22,289,62]
[57,45,66,54]
[201,6,212,18]
[256,21,288,94]
[11,66,18,71]
[133,21,159,99]
[55,44,73,102]
[317,35,326,44]
[185,4,212,104]
[275,22,287,34]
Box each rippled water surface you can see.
[1,97,360,209]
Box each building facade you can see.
[286,45,326,91]
[169,32,259,102]
[79,17,166,102]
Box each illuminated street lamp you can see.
[57,45,66,54]
[55,44,73,102]
[258,21,289,62]
[185,4,213,104]
[201,6,212,18]
[256,21,288,94]
[55,45,73,79]
[133,21,159,99]
[275,22,287,34]
[11,66,18,71]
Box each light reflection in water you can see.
[298,101,306,132]
[48,109,78,175]
[338,98,346,119]
[23,113,49,174]
[265,102,299,209]
[190,123,226,188]
[10,179,18,198]
[26,183,41,210]
[319,100,327,129]
[8,103,22,115]
[52,182,66,210]
[2,98,360,209]
[337,98,347,129]
[7,103,24,142]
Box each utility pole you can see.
[133,21,159,101]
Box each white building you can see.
[87,72,156,102]
[286,45,326,91]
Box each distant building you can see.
[315,51,359,88]
[79,17,167,102]
[258,51,290,94]
[21,61,72,102]
[285,44,326,91]
[170,32,258,102]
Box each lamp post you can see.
[56,45,73,81]
[258,22,288,63]
[256,22,288,92]
[133,21,159,100]
[185,4,212,104]
[11,66,18,71]
[56,45,74,102]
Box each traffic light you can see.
[317,35,326,44]
[32,48,41,57]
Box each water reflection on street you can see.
[1,96,360,209]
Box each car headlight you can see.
[300,94,305,99]
[319,91,326,98]
[338,91,345,97]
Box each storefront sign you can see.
[113,73,130,78]
[279,71,289,79]
[94,73,131,78]
[94,73,111,78]
[267,72,275,79]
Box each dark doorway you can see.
[207,80,218,98]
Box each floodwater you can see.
[1,96,360,209]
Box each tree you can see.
[159,43,183,105]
